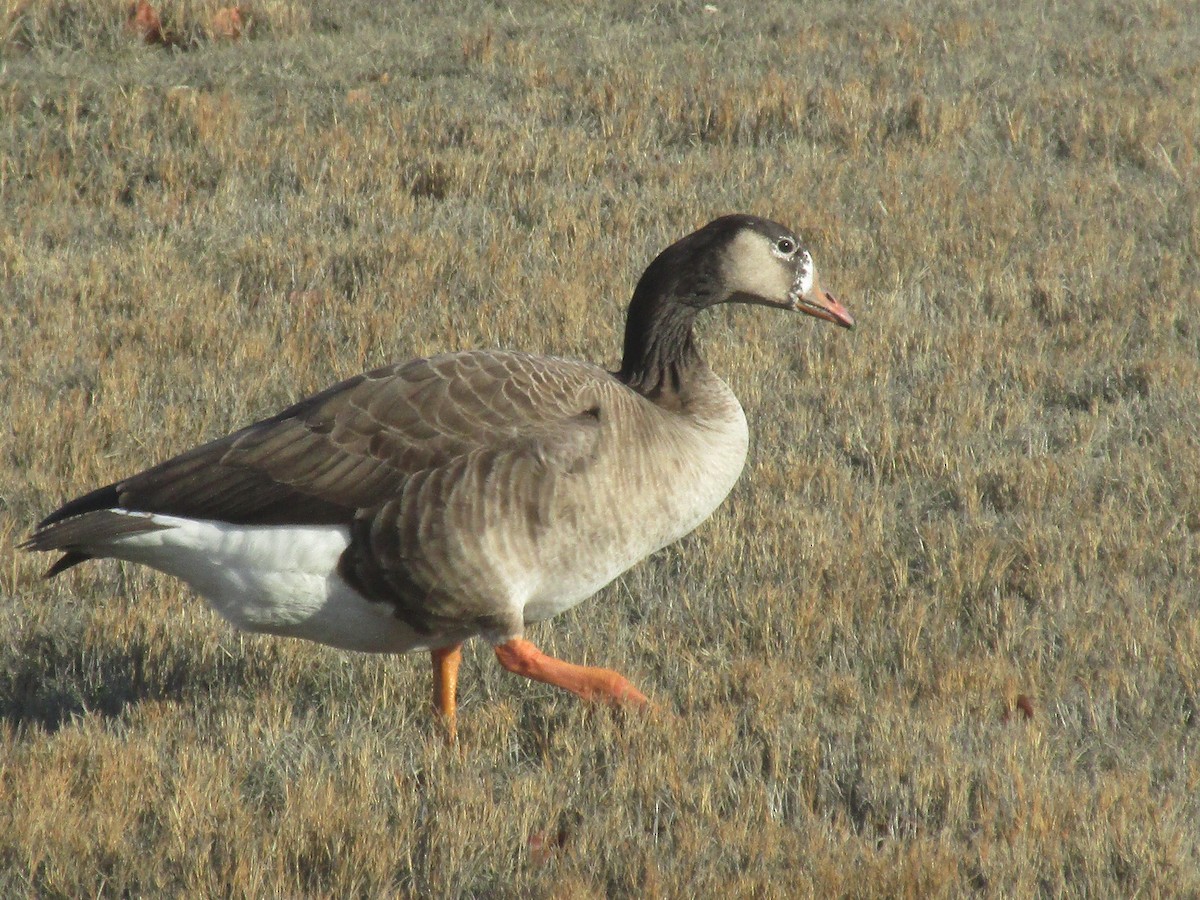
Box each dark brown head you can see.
[619,215,853,395]
[643,214,853,326]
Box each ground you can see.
[1,0,1198,895]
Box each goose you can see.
[22,215,853,740]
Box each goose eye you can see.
[775,237,796,256]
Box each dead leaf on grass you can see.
[1002,693,1035,722]
[210,6,246,41]
[125,1,163,45]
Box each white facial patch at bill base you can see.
[787,250,815,307]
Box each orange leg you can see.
[431,644,463,742]
[493,638,649,707]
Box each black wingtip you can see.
[36,483,123,530]
[45,551,91,578]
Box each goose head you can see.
[629,215,852,326]
[618,214,853,396]
[697,215,854,327]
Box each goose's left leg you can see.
[493,638,649,707]
[431,644,463,742]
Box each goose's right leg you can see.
[493,638,650,707]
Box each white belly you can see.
[101,513,428,653]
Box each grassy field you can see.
[2,0,1198,895]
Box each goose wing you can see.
[31,349,607,541]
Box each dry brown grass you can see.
[2,0,1198,895]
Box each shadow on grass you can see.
[0,627,242,732]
